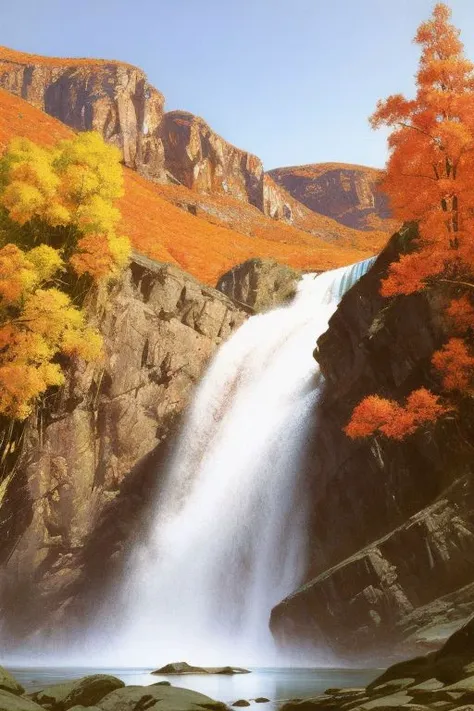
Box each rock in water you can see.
[97,685,228,711]
[232,702,250,708]
[0,668,24,696]
[152,662,250,675]
[28,675,124,711]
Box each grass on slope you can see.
[0,88,378,285]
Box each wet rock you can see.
[355,692,414,709]
[232,702,250,708]
[280,699,340,711]
[28,675,124,711]
[254,699,270,704]
[152,662,249,675]
[97,685,228,711]
[0,668,24,695]
[371,681,417,696]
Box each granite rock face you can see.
[270,227,474,663]
[268,163,393,231]
[0,254,246,639]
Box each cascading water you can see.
[100,259,375,667]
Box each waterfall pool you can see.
[7,666,382,706]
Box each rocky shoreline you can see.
[3,616,474,711]
[281,616,474,711]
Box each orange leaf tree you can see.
[346,3,474,441]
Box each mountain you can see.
[268,162,398,233]
[0,46,391,267]
[0,86,377,285]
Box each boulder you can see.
[97,685,228,711]
[0,669,24,696]
[0,690,45,711]
[216,258,300,313]
[232,702,250,708]
[28,675,124,711]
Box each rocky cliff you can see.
[0,46,392,253]
[268,163,396,232]
[0,47,167,180]
[0,254,246,641]
[270,226,474,663]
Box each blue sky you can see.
[2,0,474,170]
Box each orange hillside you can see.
[0,88,378,285]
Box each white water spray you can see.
[103,259,375,667]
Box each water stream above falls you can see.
[90,259,376,667]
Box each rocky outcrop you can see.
[270,226,474,663]
[151,663,250,675]
[280,616,474,711]
[0,48,166,180]
[0,253,246,639]
[160,111,265,209]
[28,675,125,710]
[268,163,393,231]
[217,258,301,312]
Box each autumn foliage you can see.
[345,389,449,441]
[0,132,129,420]
[346,3,474,441]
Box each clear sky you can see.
[2,0,474,170]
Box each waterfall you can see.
[101,258,375,667]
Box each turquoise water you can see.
[8,666,381,705]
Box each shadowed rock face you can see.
[270,226,474,663]
[0,254,246,641]
[268,163,393,231]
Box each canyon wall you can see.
[0,254,246,641]
[270,226,474,663]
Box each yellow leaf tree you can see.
[0,132,130,423]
